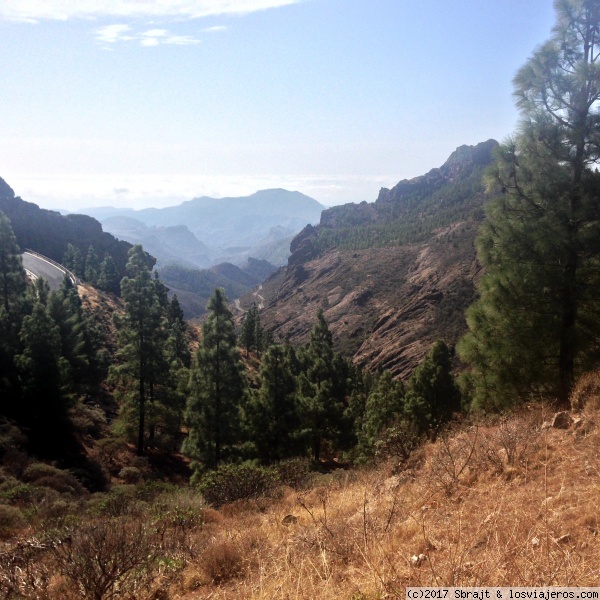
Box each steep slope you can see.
[257,140,498,379]
[0,177,137,281]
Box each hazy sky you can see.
[0,0,556,211]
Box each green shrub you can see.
[0,504,26,538]
[85,485,139,517]
[119,466,142,484]
[23,463,85,496]
[136,480,176,502]
[197,463,280,507]
[274,457,312,489]
[69,402,106,437]
[0,479,36,504]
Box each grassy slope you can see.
[2,395,599,598]
[168,403,600,598]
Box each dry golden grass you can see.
[2,389,599,598]
[167,404,600,599]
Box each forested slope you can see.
[0,177,139,286]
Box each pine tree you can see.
[14,302,67,448]
[84,245,100,285]
[62,243,77,274]
[240,303,258,357]
[47,275,96,398]
[246,344,302,462]
[459,0,600,407]
[0,211,27,418]
[72,247,85,279]
[166,294,191,368]
[404,341,460,435]
[97,254,120,294]
[183,288,245,474]
[0,211,26,315]
[109,245,167,455]
[298,311,346,461]
[358,370,405,459]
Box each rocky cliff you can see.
[255,140,498,378]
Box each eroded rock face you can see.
[255,140,497,379]
[259,221,480,378]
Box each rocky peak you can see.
[376,139,497,205]
[260,139,498,379]
[0,177,16,200]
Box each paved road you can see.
[22,252,69,291]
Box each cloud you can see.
[163,35,202,45]
[96,25,202,46]
[0,1,300,23]
[142,29,169,38]
[95,24,133,44]
[203,25,228,33]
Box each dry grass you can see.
[2,397,600,598]
[166,404,600,599]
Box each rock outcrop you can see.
[255,140,498,378]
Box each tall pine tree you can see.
[109,245,167,455]
[298,311,346,461]
[246,344,302,462]
[459,0,600,407]
[0,211,26,315]
[183,288,245,474]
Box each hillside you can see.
[160,258,277,319]
[256,140,498,379]
[0,177,137,282]
[2,397,599,597]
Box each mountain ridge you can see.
[255,140,498,378]
[0,176,139,285]
[75,188,325,274]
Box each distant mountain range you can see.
[74,189,325,269]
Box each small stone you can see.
[551,411,573,429]
[531,537,540,547]
[411,553,427,567]
[555,533,572,544]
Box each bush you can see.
[69,402,106,437]
[51,517,158,599]
[119,466,142,484]
[0,504,26,539]
[22,463,85,496]
[274,458,312,489]
[85,485,138,517]
[198,539,245,584]
[197,463,280,507]
[0,479,37,505]
[571,371,600,411]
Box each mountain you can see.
[0,177,138,282]
[101,217,212,269]
[79,189,325,268]
[159,258,277,320]
[254,140,498,379]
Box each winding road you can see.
[22,252,72,291]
